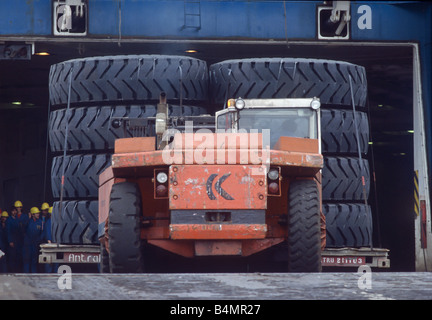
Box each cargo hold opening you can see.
[0,41,419,271]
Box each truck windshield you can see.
[217,108,318,148]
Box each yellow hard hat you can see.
[1,211,8,217]
[14,200,23,208]
[41,202,50,211]
[30,207,40,215]
[48,206,53,214]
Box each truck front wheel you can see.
[108,182,144,273]
[287,179,322,272]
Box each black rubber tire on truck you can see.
[209,58,367,108]
[100,242,110,273]
[323,203,373,248]
[49,55,209,106]
[108,182,144,273]
[51,200,99,244]
[287,179,322,272]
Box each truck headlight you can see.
[268,169,279,180]
[235,98,245,110]
[156,172,168,184]
[310,98,321,110]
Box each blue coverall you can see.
[6,215,24,272]
[41,217,58,273]
[23,217,43,273]
[42,217,51,242]
[0,222,7,272]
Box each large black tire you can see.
[49,55,209,106]
[287,180,322,272]
[321,109,369,154]
[323,203,373,248]
[51,154,111,199]
[209,58,367,107]
[108,182,144,273]
[322,156,370,201]
[48,104,208,152]
[51,200,98,244]
[100,242,110,273]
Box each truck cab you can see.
[216,97,321,149]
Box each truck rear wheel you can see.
[287,180,322,272]
[108,182,144,273]
[100,242,110,273]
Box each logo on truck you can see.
[206,173,234,200]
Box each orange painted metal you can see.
[170,224,267,240]
[273,136,319,153]
[146,238,285,257]
[98,166,115,226]
[103,133,324,259]
[114,137,155,154]
[141,226,170,239]
[112,150,165,168]
[110,134,322,171]
[241,238,285,256]
[269,150,322,169]
[194,240,242,256]
[172,132,264,150]
[169,165,267,210]
[111,149,322,169]
[147,240,195,258]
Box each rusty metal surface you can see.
[111,149,322,170]
[110,133,322,171]
[169,165,267,210]
[194,240,243,256]
[169,224,267,240]
[114,137,156,154]
[273,136,319,153]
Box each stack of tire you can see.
[209,58,373,248]
[48,55,209,245]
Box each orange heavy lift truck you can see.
[39,95,390,272]
[98,95,326,273]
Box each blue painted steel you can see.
[0,1,428,43]
[86,1,430,42]
[87,1,316,40]
[0,0,430,168]
[0,0,51,35]
[351,2,429,41]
